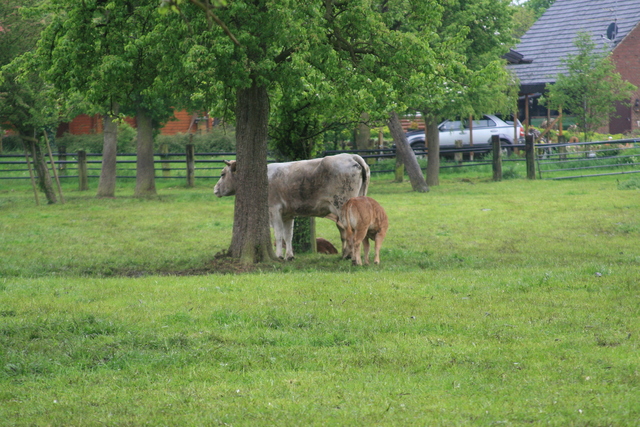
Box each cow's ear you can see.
[224,160,237,172]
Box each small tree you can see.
[0,1,59,204]
[543,32,637,142]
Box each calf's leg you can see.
[373,227,387,264]
[362,237,371,265]
[351,226,368,266]
[373,234,383,264]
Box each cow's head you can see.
[213,160,237,197]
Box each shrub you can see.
[155,126,236,153]
[502,166,522,179]
[0,135,24,153]
[54,122,137,154]
[596,143,622,157]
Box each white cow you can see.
[213,153,370,260]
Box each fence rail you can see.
[532,138,640,179]
[1,138,639,185]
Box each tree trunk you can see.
[97,108,119,198]
[229,81,276,263]
[292,217,316,254]
[354,112,370,151]
[424,113,440,187]
[25,137,57,204]
[134,107,157,197]
[388,111,429,193]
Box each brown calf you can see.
[316,237,338,254]
[337,196,388,266]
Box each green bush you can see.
[502,166,522,179]
[51,124,236,155]
[595,143,622,157]
[54,122,137,154]
[0,135,24,153]
[156,126,236,153]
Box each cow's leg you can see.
[271,211,286,259]
[283,218,295,260]
[362,237,371,265]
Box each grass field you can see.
[1,173,639,425]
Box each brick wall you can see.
[160,110,212,135]
[58,110,212,137]
[67,114,102,135]
[612,22,640,133]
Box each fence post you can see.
[23,143,40,206]
[186,144,195,187]
[454,140,463,164]
[77,150,89,190]
[160,143,171,177]
[44,132,65,204]
[58,145,67,173]
[525,134,536,180]
[492,135,502,181]
[558,134,567,161]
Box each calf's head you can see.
[213,160,237,197]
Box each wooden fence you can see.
[1,138,639,187]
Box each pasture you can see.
[1,174,639,425]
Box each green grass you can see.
[1,174,639,425]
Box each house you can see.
[507,0,640,134]
[55,110,214,138]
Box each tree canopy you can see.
[0,0,52,136]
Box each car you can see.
[405,114,524,155]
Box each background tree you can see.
[511,0,554,38]
[386,0,517,187]
[0,56,60,204]
[37,0,195,197]
[522,0,554,19]
[0,0,42,67]
[542,32,637,142]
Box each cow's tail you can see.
[353,155,370,196]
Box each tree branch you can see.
[187,0,241,47]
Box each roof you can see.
[508,0,640,94]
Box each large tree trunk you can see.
[229,81,276,263]
[97,107,119,198]
[24,137,57,204]
[424,113,440,187]
[134,107,157,197]
[388,111,429,193]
